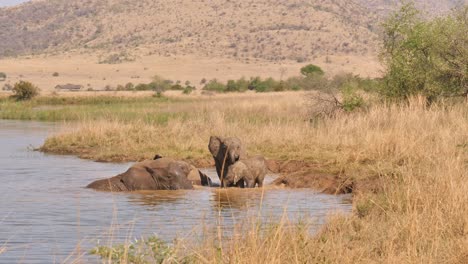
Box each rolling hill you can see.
[0,0,464,92]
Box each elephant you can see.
[87,157,212,192]
[223,156,268,188]
[208,136,246,187]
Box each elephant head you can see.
[208,136,245,183]
[224,161,249,187]
[165,161,196,190]
[87,158,198,191]
[224,156,268,188]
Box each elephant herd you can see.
[87,136,268,192]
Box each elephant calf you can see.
[87,158,211,192]
[224,156,268,188]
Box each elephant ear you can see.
[208,136,222,158]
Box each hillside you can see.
[1,0,463,61]
[1,0,381,61]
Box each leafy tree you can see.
[124,82,134,91]
[183,86,194,94]
[300,64,324,77]
[151,75,172,91]
[380,3,468,102]
[12,81,39,100]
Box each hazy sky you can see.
[0,0,30,7]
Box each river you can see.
[0,120,351,263]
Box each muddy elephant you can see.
[208,136,246,187]
[87,158,212,191]
[223,156,268,188]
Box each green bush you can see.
[380,4,468,102]
[225,78,249,92]
[170,84,184,90]
[300,64,325,77]
[135,83,151,91]
[183,86,194,94]
[125,82,135,91]
[202,79,226,92]
[12,81,39,100]
[0,72,6,81]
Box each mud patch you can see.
[272,170,353,194]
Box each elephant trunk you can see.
[229,150,240,164]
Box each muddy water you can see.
[0,120,352,263]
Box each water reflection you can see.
[126,190,192,209]
[212,188,267,210]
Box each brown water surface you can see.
[0,120,351,263]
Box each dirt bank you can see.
[189,158,377,195]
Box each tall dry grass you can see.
[41,93,468,262]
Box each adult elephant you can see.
[87,158,211,192]
[208,136,246,187]
[223,156,268,188]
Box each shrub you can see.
[12,81,39,100]
[183,86,194,94]
[125,82,134,91]
[135,83,151,91]
[226,79,249,92]
[380,4,468,102]
[52,72,59,77]
[169,84,184,90]
[300,64,324,77]
[308,73,373,118]
[0,72,6,81]
[202,79,226,92]
[151,75,172,92]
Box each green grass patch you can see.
[0,96,184,124]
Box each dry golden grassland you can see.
[1,92,467,262]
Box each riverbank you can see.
[1,92,467,262]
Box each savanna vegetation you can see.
[0,3,467,263]
[11,80,40,101]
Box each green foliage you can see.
[90,236,190,264]
[12,81,39,100]
[182,86,194,94]
[169,84,184,90]
[308,73,376,118]
[0,72,7,80]
[380,4,468,102]
[125,82,135,91]
[135,83,151,91]
[202,79,226,92]
[300,64,325,77]
[226,78,249,92]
